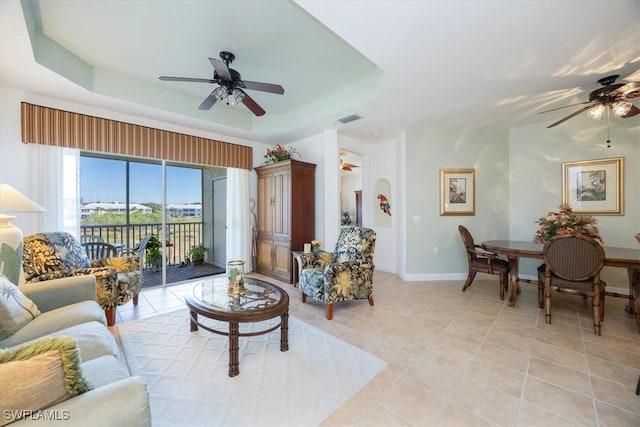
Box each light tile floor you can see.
[114,271,640,426]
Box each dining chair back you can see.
[458,225,509,300]
[539,234,606,335]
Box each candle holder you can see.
[227,260,246,296]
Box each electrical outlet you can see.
[433,246,439,254]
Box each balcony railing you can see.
[80,222,202,267]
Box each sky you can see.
[80,157,202,204]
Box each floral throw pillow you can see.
[0,275,41,339]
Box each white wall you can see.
[365,137,399,273]
[403,126,510,280]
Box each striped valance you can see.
[21,102,252,170]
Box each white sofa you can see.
[0,275,151,426]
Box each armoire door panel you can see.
[272,171,290,236]
[257,175,273,234]
[256,238,273,271]
[273,240,291,279]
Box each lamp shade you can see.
[0,184,46,285]
[0,184,46,213]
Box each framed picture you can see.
[440,168,475,216]
[562,157,623,215]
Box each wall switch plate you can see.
[433,246,439,254]
[413,216,421,223]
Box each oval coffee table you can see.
[185,276,290,377]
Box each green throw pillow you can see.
[0,336,92,426]
[0,275,41,339]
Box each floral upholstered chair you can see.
[22,232,142,326]
[297,226,376,320]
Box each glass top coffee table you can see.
[184,276,289,377]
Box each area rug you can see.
[115,309,386,427]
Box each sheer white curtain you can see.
[225,167,252,270]
[27,144,80,236]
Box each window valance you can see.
[21,102,252,170]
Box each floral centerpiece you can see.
[311,240,322,251]
[264,144,298,164]
[534,203,602,244]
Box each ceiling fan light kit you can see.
[612,100,633,117]
[159,51,284,116]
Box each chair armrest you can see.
[472,245,498,258]
[91,256,140,273]
[27,267,119,309]
[20,275,97,313]
[12,376,152,426]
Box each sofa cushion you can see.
[1,320,119,362]
[0,300,105,349]
[81,355,130,389]
[0,276,41,339]
[0,336,92,426]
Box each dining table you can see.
[481,240,640,331]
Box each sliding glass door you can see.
[79,154,204,287]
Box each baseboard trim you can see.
[397,273,631,296]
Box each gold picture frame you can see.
[440,168,475,216]
[562,157,623,215]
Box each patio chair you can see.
[80,234,104,243]
[121,234,154,269]
[298,226,376,320]
[537,234,606,335]
[82,241,118,260]
[22,232,142,326]
[458,225,509,300]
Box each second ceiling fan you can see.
[159,51,284,116]
[540,74,639,128]
[340,152,360,171]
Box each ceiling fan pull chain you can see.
[606,107,611,148]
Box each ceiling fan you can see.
[539,74,639,128]
[159,51,284,117]
[340,155,360,171]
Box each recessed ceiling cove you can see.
[24,0,382,133]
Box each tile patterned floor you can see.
[114,271,640,426]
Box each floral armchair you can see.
[298,226,376,320]
[22,232,142,326]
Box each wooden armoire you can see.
[255,159,316,283]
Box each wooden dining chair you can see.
[538,234,606,335]
[458,225,509,300]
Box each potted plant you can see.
[341,210,353,225]
[145,234,162,271]
[190,244,208,265]
[263,144,298,164]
